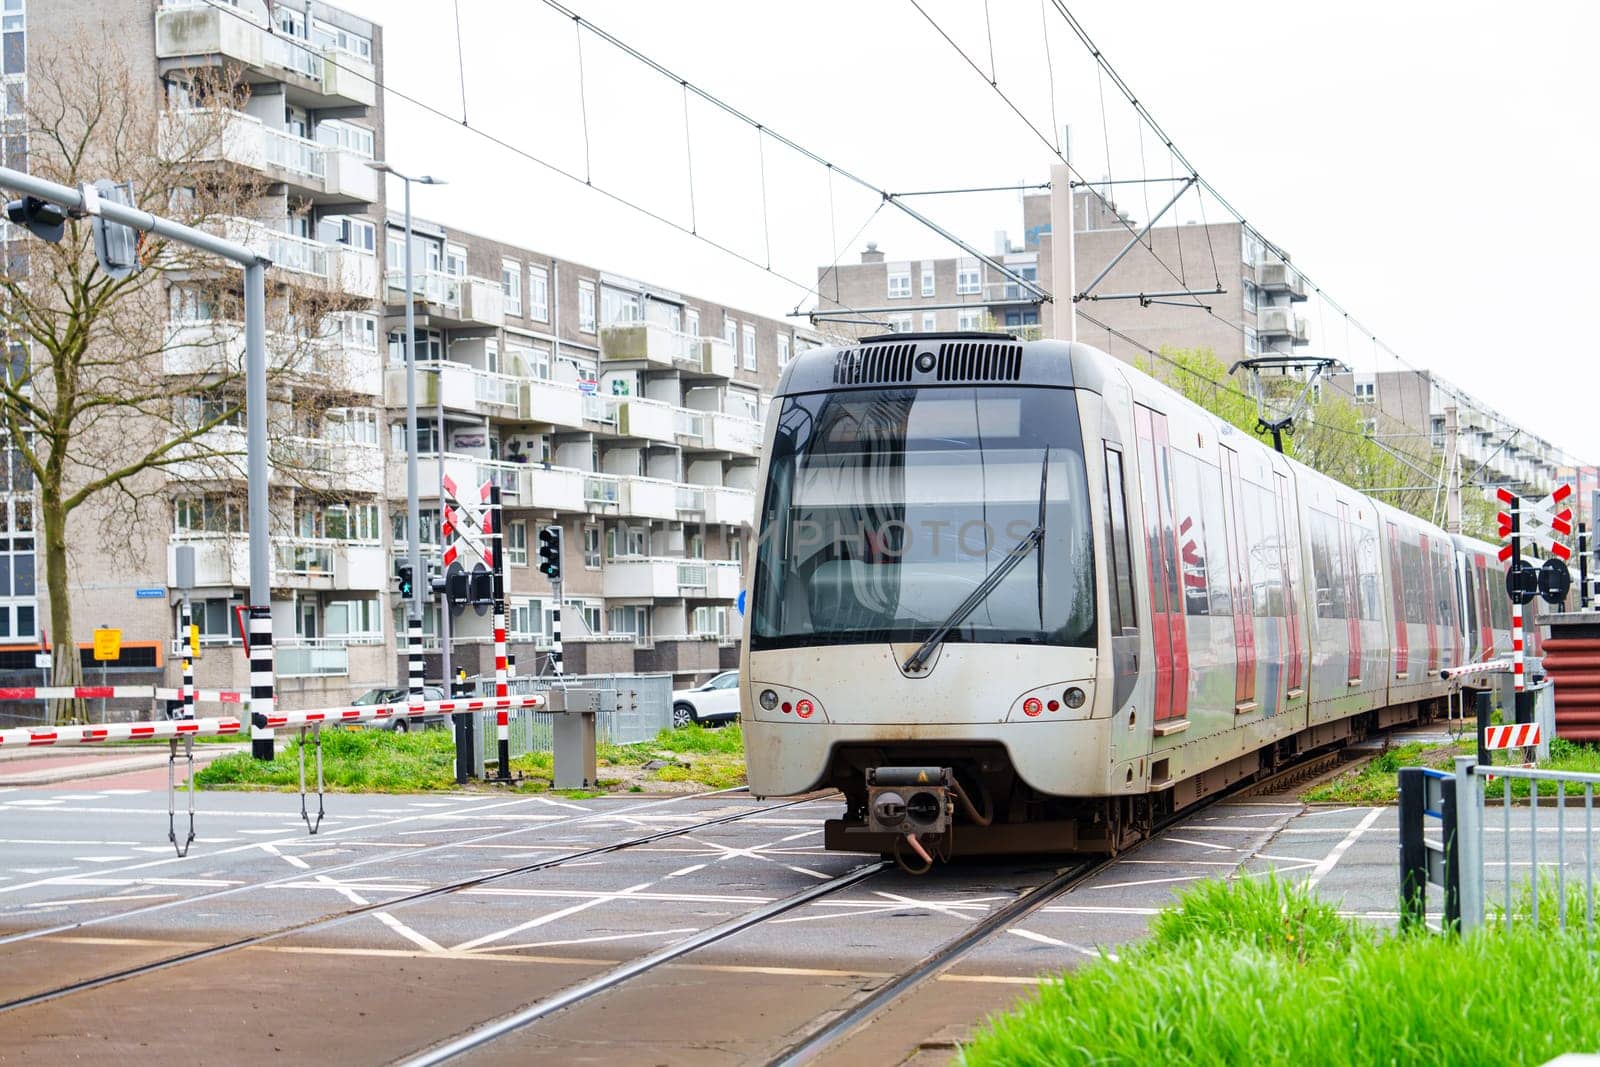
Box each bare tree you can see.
[1,32,368,721]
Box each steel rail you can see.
[0,789,837,1014]
[398,860,891,1066]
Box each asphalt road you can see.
[0,769,1581,1065]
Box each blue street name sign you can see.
[135,587,165,599]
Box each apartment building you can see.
[4,0,816,712]
[381,216,821,685]
[815,187,1310,364]
[1325,369,1569,498]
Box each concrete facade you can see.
[8,0,816,718]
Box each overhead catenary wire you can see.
[192,0,894,332]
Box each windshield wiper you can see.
[901,451,1049,673]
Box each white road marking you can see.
[786,865,833,880]
[0,839,140,846]
[494,927,698,952]
[52,794,112,801]
[664,863,707,879]
[1085,874,1208,890]
[452,880,656,952]
[1306,806,1385,888]
[1009,927,1114,960]
[258,843,311,870]
[531,795,593,812]
[71,856,135,864]
[5,799,63,807]
[1163,836,1241,853]
[373,910,446,953]
[12,867,75,875]
[96,789,149,795]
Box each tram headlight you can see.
[1064,687,1086,709]
[759,688,779,710]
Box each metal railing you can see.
[473,672,674,775]
[583,473,621,507]
[673,408,706,441]
[276,639,350,677]
[262,126,327,179]
[1409,756,1600,935]
[474,370,521,408]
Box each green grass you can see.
[959,876,1600,1067]
[508,724,747,793]
[194,728,458,792]
[1304,737,1600,804]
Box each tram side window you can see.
[1400,541,1426,624]
[1102,448,1137,635]
[1167,450,1212,617]
[1432,544,1454,627]
[1310,511,1347,619]
[1245,482,1284,616]
[1462,563,1480,649]
[1355,524,1383,621]
[1491,568,1512,630]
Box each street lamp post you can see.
[368,163,445,699]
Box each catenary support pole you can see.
[244,261,274,760]
[1049,160,1075,343]
[403,178,424,700]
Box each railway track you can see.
[0,787,838,1015]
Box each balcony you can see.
[679,336,736,379]
[162,321,354,385]
[634,636,722,677]
[523,379,586,430]
[601,324,735,379]
[167,535,385,590]
[385,270,504,328]
[703,486,757,528]
[526,465,587,512]
[622,476,679,521]
[706,412,762,455]
[388,453,531,505]
[706,561,744,600]
[276,639,351,678]
[223,218,376,298]
[162,109,378,203]
[602,558,714,599]
[1256,261,1308,301]
[277,438,384,495]
[384,360,489,414]
[155,1,377,109]
[616,397,676,443]
[1256,307,1309,345]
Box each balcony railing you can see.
[274,540,336,577]
[276,639,350,678]
[675,484,707,512]
[583,394,619,426]
[584,473,621,508]
[386,267,461,308]
[673,409,706,442]
[474,370,521,409]
[262,126,326,179]
[676,561,708,591]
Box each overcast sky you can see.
[338,0,1599,462]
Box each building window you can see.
[1244,326,1260,356]
[313,120,374,159]
[686,307,700,337]
[529,266,548,321]
[583,526,601,568]
[608,605,652,645]
[741,323,756,370]
[1354,379,1376,404]
[920,262,935,297]
[887,263,911,299]
[601,285,641,325]
[691,605,728,637]
[507,520,527,566]
[956,258,981,295]
[1242,228,1265,266]
[578,280,596,333]
[957,308,983,332]
[1242,280,1258,313]
[888,314,913,334]
[729,535,742,563]
[1361,417,1378,437]
[922,312,937,333]
[777,333,791,368]
[723,314,737,351]
[501,259,522,317]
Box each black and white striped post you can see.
[551,598,564,677]
[407,614,424,698]
[489,485,511,780]
[249,605,275,760]
[179,599,195,721]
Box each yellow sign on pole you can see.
[188,624,199,659]
[92,627,122,662]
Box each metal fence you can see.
[471,672,675,776]
[1420,757,1600,934]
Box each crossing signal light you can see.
[445,566,469,612]
[395,562,414,600]
[6,196,67,244]
[538,525,562,581]
[469,567,494,606]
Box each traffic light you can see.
[395,562,414,600]
[445,566,469,613]
[469,567,494,606]
[6,196,67,244]
[538,524,562,581]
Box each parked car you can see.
[671,670,741,728]
[351,685,447,732]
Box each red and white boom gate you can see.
[0,693,549,855]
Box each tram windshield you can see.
[750,385,1096,652]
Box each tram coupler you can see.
[865,766,952,836]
